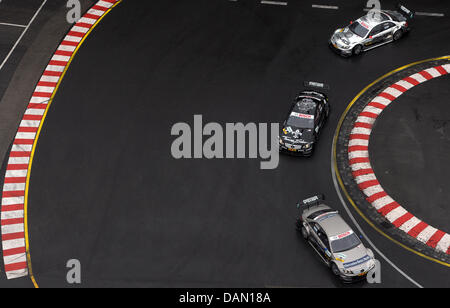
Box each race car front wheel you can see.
[352,44,362,56]
[393,29,403,41]
[331,263,340,276]
[301,226,309,240]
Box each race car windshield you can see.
[330,233,361,253]
[348,22,369,38]
[286,114,314,129]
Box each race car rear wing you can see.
[396,3,414,20]
[297,194,325,210]
[303,81,330,91]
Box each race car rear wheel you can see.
[331,263,340,276]
[352,44,362,56]
[393,29,403,41]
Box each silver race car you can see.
[296,195,376,282]
[329,4,414,56]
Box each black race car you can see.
[279,88,329,156]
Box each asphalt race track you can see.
[0,0,449,288]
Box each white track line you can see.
[331,146,423,288]
[0,22,27,28]
[0,0,47,71]
[415,12,445,17]
[362,8,444,17]
[312,4,339,10]
[261,0,288,6]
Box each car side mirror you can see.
[296,202,301,209]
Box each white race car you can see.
[329,4,414,56]
[296,195,376,283]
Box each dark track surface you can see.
[371,75,450,233]
[22,0,450,287]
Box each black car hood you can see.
[280,126,314,143]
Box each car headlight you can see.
[279,138,284,145]
[304,143,311,149]
[343,269,353,274]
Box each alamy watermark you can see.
[66,259,81,284]
[66,0,81,24]
[170,115,280,170]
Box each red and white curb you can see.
[1,0,119,280]
[348,64,450,255]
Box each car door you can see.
[379,21,396,41]
[364,24,384,47]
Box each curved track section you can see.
[348,64,450,255]
[1,0,120,280]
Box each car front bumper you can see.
[328,40,352,57]
[279,144,313,156]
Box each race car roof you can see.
[317,214,352,238]
[358,11,391,29]
[293,98,317,115]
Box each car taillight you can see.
[404,22,408,27]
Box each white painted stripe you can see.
[51,54,71,62]
[442,64,450,73]
[362,184,384,197]
[312,4,338,9]
[40,75,60,83]
[395,79,414,90]
[4,253,26,265]
[35,86,55,93]
[78,17,97,25]
[11,145,33,152]
[19,120,41,127]
[424,67,441,78]
[71,26,90,34]
[7,157,30,164]
[64,35,82,43]
[363,105,383,115]
[409,73,427,84]
[354,173,377,184]
[25,109,45,116]
[355,116,376,124]
[0,22,27,28]
[351,127,371,135]
[1,210,24,220]
[385,206,408,223]
[384,87,404,98]
[30,96,50,104]
[1,197,25,206]
[57,45,76,53]
[88,8,108,16]
[348,139,369,147]
[415,12,444,17]
[1,223,24,235]
[6,268,28,279]
[349,162,372,170]
[371,195,395,210]
[398,216,422,233]
[2,239,25,250]
[348,151,369,160]
[45,65,66,72]
[97,0,115,8]
[371,96,392,106]
[416,225,438,243]
[436,234,450,253]
[5,170,27,178]
[260,0,288,5]
[3,183,26,192]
